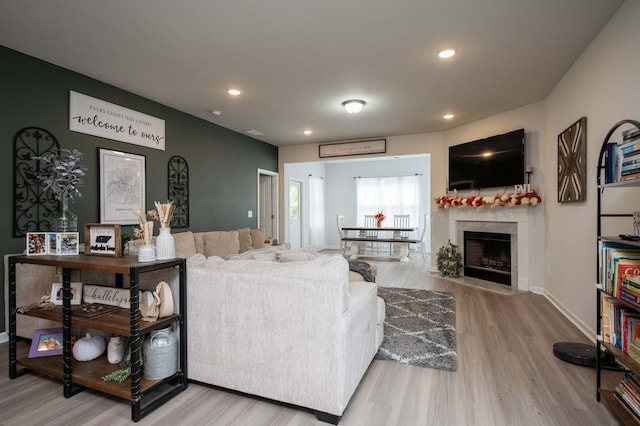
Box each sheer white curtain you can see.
[356,176,421,227]
[309,176,325,247]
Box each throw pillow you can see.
[172,231,197,258]
[236,228,253,253]
[203,231,240,258]
[250,228,265,249]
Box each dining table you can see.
[341,226,419,262]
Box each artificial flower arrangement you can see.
[36,148,87,201]
[374,211,386,221]
[434,189,542,210]
[133,200,175,244]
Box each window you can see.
[356,176,422,227]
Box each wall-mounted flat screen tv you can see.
[448,128,525,191]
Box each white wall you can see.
[544,0,640,337]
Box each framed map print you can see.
[99,148,146,224]
[558,117,587,202]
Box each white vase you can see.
[155,228,175,260]
[138,244,156,262]
[107,336,125,364]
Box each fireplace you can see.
[463,231,511,286]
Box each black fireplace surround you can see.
[463,231,511,286]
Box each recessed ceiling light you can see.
[210,110,222,116]
[438,49,456,59]
[227,88,241,96]
[303,130,312,135]
[245,129,264,136]
[443,114,455,120]
[342,99,366,114]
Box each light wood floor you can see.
[0,253,621,425]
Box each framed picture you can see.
[85,223,122,256]
[51,282,83,305]
[29,327,63,358]
[26,232,48,255]
[558,117,587,202]
[58,232,79,255]
[99,148,146,225]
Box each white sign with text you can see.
[69,91,165,150]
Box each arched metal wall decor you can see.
[168,155,189,228]
[13,127,61,236]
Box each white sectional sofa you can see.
[5,228,384,424]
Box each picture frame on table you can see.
[98,148,146,225]
[26,232,48,255]
[51,282,83,305]
[85,223,122,257]
[28,327,63,358]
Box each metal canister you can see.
[143,326,178,380]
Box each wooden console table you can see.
[8,254,187,422]
[341,226,419,262]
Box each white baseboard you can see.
[0,331,8,344]
[544,291,594,344]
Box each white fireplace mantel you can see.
[448,207,536,291]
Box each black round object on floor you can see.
[553,342,597,368]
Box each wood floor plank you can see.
[0,252,621,425]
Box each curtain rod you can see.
[354,173,423,179]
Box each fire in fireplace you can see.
[463,231,512,286]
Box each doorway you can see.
[257,169,279,241]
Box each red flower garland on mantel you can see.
[434,190,542,210]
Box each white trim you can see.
[257,169,279,240]
[544,291,594,343]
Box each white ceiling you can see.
[0,1,623,146]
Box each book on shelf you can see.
[605,142,618,184]
[623,128,640,142]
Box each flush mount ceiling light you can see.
[303,129,312,135]
[438,48,456,59]
[226,88,241,96]
[443,113,455,120]
[342,99,366,114]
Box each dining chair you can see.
[390,214,411,254]
[363,214,379,253]
[414,214,429,260]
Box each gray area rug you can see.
[375,287,458,371]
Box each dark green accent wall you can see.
[0,46,278,332]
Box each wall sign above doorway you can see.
[319,138,386,158]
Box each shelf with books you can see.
[597,119,640,426]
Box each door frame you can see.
[257,169,279,241]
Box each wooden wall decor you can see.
[13,127,61,236]
[168,155,189,228]
[558,117,587,202]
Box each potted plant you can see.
[36,148,87,232]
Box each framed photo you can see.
[99,148,146,224]
[51,282,83,305]
[29,327,63,358]
[85,223,122,257]
[26,232,48,255]
[558,117,587,202]
[58,232,79,255]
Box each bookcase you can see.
[596,119,640,425]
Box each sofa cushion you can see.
[173,231,197,258]
[203,231,240,258]
[277,250,319,262]
[211,253,350,312]
[236,228,253,253]
[250,228,265,249]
